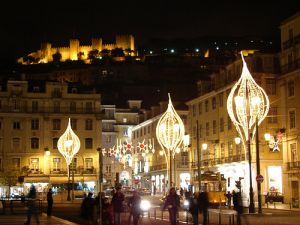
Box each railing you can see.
[287,161,300,170]
[150,164,167,171]
[281,59,300,74]
[191,154,246,168]
[0,106,102,114]
[282,35,300,50]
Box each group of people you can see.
[80,185,142,225]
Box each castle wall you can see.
[116,35,135,50]
[103,44,116,50]
[70,39,80,60]
[92,38,102,52]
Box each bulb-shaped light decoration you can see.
[156,93,185,158]
[227,53,269,147]
[57,118,81,166]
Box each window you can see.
[236,144,242,156]
[227,116,232,130]
[13,121,21,130]
[31,138,39,149]
[192,105,196,116]
[85,119,93,130]
[228,141,233,156]
[85,102,93,113]
[213,144,218,160]
[106,165,111,173]
[85,138,93,149]
[71,119,77,130]
[123,118,127,123]
[205,100,209,112]
[85,158,93,169]
[289,110,296,129]
[70,102,76,113]
[213,120,217,134]
[54,101,60,113]
[290,143,297,163]
[70,158,77,171]
[220,118,224,132]
[212,97,216,110]
[268,107,278,123]
[266,79,276,95]
[30,158,39,170]
[32,101,38,112]
[205,122,209,136]
[52,158,61,171]
[31,119,39,130]
[106,135,112,143]
[52,138,58,149]
[124,128,129,137]
[12,99,20,111]
[220,143,225,158]
[181,152,188,166]
[219,94,223,107]
[198,102,202,115]
[52,119,61,130]
[288,80,295,97]
[12,158,20,170]
[12,138,20,149]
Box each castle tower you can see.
[116,35,135,51]
[69,39,80,60]
[92,38,103,52]
[40,42,52,63]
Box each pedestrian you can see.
[24,184,39,225]
[180,187,184,197]
[162,187,180,225]
[153,185,157,195]
[111,185,125,225]
[188,192,199,225]
[225,191,232,208]
[198,190,209,225]
[47,188,53,216]
[102,197,113,225]
[80,192,95,225]
[128,190,142,225]
[232,190,243,225]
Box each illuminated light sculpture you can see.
[57,118,81,201]
[156,93,185,188]
[227,53,269,213]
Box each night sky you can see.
[1,1,300,60]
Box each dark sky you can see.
[1,1,300,59]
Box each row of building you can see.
[0,12,299,207]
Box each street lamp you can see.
[227,53,269,213]
[156,93,185,189]
[57,118,81,201]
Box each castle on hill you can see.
[18,34,135,64]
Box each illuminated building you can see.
[0,80,101,197]
[279,12,300,207]
[186,52,281,205]
[18,35,135,64]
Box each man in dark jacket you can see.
[163,187,180,225]
[47,188,53,216]
[128,190,141,225]
[199,191,209,225]
[111,186,125,225]
[189,192,199,225]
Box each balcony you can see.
[287,161,300,170]
[150,164,167,171]
[282,35,300,50]
[281,59,300,74]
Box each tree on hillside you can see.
[52,51,62,63]
[111,48,125,57]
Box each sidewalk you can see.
[0,213,79,225]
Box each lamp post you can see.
[227,53,269,213]
[57,118,81,201]
[97,147,103,225]
[156,93,185,190]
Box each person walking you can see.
[102,197,113,225]
[225,191,232,208]
[80,192,95,225]
[232,190,243,225]
[46,188,53,216]
[128,190,142,225]
[199,190,209,225]
[188,192,199,225]
[162,187,180,225]
[24,184,39,225]
[111,185,125,225]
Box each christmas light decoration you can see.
[156,93,185,187]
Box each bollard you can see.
[154,207,156,219]
[161,209,164,220]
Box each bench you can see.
[208,208,237,225]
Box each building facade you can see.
[0,80,102,198]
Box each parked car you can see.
[265,192,284,203]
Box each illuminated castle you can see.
[18,34,135,64]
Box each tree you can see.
[52,51,62,63]
[111,48,125,57]
[0,167,23,197]
[77,52,84,60]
